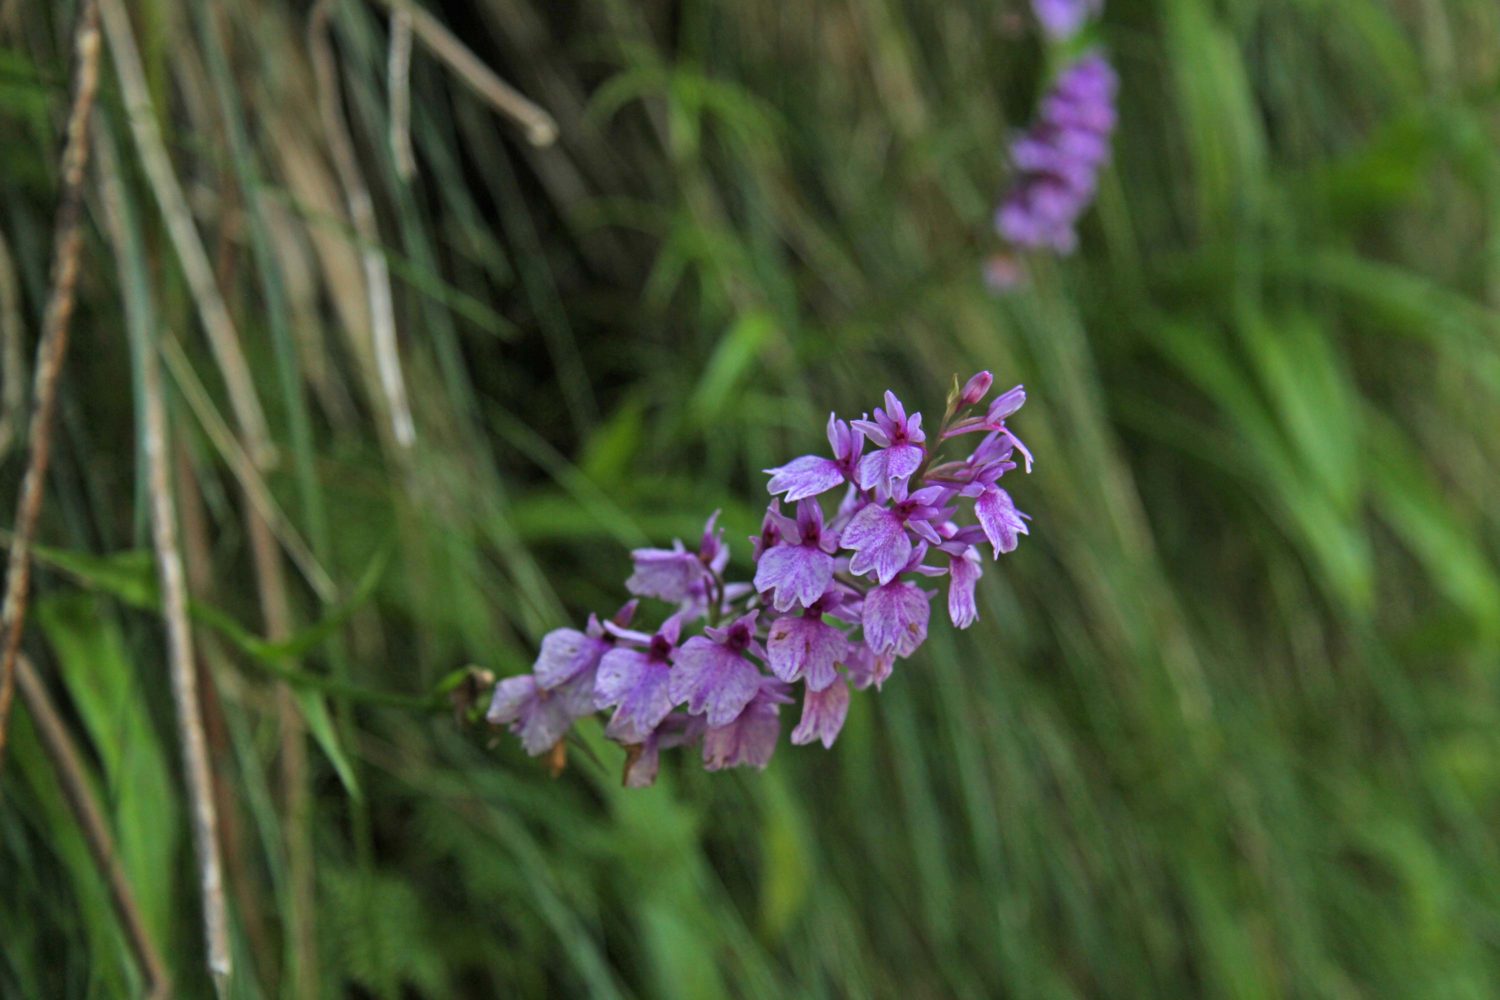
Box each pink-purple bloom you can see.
[754,499,838,611]
[996,53,1118,255]
[487,375,1034,786]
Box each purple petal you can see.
[753,545,835,612]
[863,581,932,658]
[702,694,782,771]
[841,503,913,585]
[595,648,674,744]
[765,455,846,501]
[533,627,608,691]
[947,546,983,628]
[626,544,704,602]
[975,486,1029,557]
[766,615,849,690]
[668,637,763,727]
[845,643,894,691]
[855,443,924,491]
[791,678,850,748]
[487,675,576,756]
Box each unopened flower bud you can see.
[959,370,993,407]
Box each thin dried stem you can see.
[0,227,25,456]
[310,0,416,450]
[99,0,274,467]
[388,8,416,182]
[15,654,172,998]
[365,0,557,146]
[0,0,103,773]
[160,334,337,601]
[144,330,232,992]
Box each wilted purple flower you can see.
[703,678,790,771]
[863,578,933,658]
[487,675,581,756]
[1032,0,1102,41]
[791,677,850,748]
[623,713,706,788]
[754,499,838,611]
[594,614,683,744]
[996,54,1118,255]
[668,611,765,726]
[766,414,864,502]
[853,391,927,492]
[844,642,894,691]
[766,594,849,691]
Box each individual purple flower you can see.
[972,485,1030,556]
[1032,0,1102,41]
[532,602,633,693]
[668,611,766,726]
[791,677,850,748]
[947,545,983,628]
[702,678,790,771]
[844,642,893,691]
[863,577,934,658]
[487,675,580,756]
[996,54,1118,255]
[840,482,949,584]
[765,414,865,502]
[625,540,704,602]
[765,592,849,691]
[754,499,838,611]
[594,614,684,744]
[623,713,706,788]
[853,391,927,492]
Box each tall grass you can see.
[3,0,1500,995]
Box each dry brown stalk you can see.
[14,653,172,997]
[0,0,104,772]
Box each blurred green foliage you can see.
[2,0,1500,996]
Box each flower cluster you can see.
[995,53,1118,255]
[488,374,1033,786]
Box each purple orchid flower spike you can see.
[594,612,687,744]
[852,391,926,492]
[703,678,791,771]
[486,376,1036,785]
[766,590,850,691]
[668,611,766,726]
[754,499,839,611]
[765,414,865,502]
[791,677,850,748]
